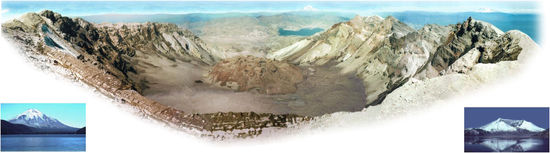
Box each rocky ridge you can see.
[2,10,219,93]
[269,15,538,106]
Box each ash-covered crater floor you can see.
[145,55,366,116]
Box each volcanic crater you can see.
[1,10,537,138]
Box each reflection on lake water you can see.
[465,137,549,152]
[1,134,86,151]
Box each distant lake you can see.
[465,137,549,152]
[1,134,86,151]
[389,12,540,43]
[278,28,324,36]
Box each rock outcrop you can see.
[269,15,538,106]
[206,55,303,94]
[429,17,504,72]
[422,17,537,77]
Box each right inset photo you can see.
[464,107,549,152]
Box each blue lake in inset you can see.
[1,134,86,151]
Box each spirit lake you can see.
[1,134,86,151]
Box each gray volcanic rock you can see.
[269,15,538,106]
[481,30,538,63]
[206,55,304,94]
[444,48,481,74]
[421,18,538,76]
[428,21,538,77]
[269,15,447,105]
[2,10,219,92]
[429,17,504,72]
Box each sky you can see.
[0,1,541,41]
[1,103,86,128]
[0,1,539,21]
[464,107,549,129]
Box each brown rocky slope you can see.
[269,15,538,106]
[206,55,304,94]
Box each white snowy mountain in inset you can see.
[479,118,546,132]
[8,108,75,129]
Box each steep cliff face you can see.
[269,15,537,106]
[420,17,537,78]
[2,10,219,93]
[419,18,538,78]
[429,17,504,72]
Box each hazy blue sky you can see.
[1,103,86,128]
[0,1,539,20]
[465,107,549,129]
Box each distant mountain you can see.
[1,120,36,134]
[479,118,545,132]
[465,118,548,137]
[76,127,86,134]
[533,129,549,138]
[2,109,80,134]
[9,109,75,129]
[464,128,491,136]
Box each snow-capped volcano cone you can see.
[17,108,44,119]
[8,109,75,129]
[480,118,545,132]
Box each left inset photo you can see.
[0,103,86,152]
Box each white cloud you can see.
[477,8,495,13]
[1,9,9,14]
[303,5,318,11]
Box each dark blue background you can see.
[464,107,549,129]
